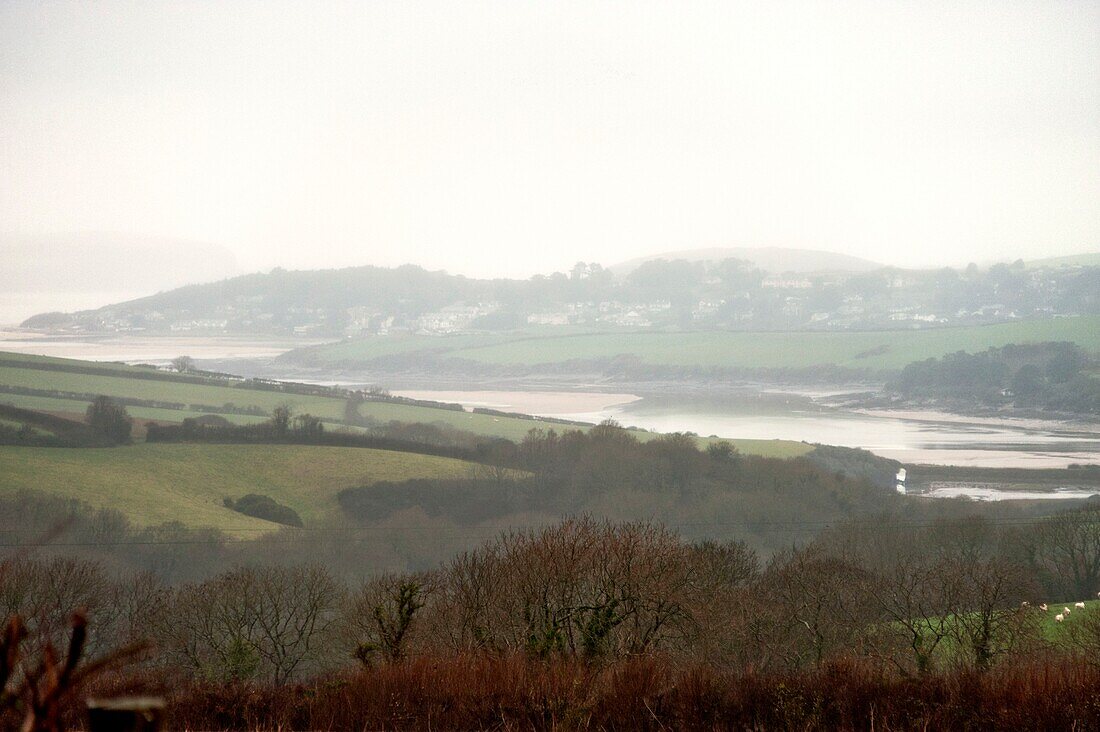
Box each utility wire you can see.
[0,514,1092,548]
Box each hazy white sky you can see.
[1,0,1098,278]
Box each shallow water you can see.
[923,485,1100,501]
[0,334,316,364]
[393,389,1100,471]
[1,331,1096,474]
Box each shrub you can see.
[224,494,304,528]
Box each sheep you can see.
[1056,614,1065,622]
[1021,601,1030,607]
[1040,604,1049,611]
[1076,602,1086,609]
[1065,607,1073,614]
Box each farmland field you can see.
[0,351,813,453]
[0,443,473,533]
[287,316,1100,372]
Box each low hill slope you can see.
[285,316,1100,375]
[0,443,472,534]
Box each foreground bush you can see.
[76,656,1100,731]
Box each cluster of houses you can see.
[29,258,1096,337]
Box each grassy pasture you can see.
[0,390,811,457]
[0,393,272,427]
[1036,599,1100,642]
[0,443,473,534]
[0,352,812,455]
[903,599,1100,667]
[293,316,1100,372]
[0,365,349,419]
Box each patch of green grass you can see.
[0,443,474,534]
[294,317,1100,372]
[0,352,160,373]
[0,365,349,419]
[1036,599,1100,642]
[0,393,271,426]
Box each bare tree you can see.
[347,572,430,665]
[431,518,726,660]
[761,548,878,669]
[943,556,1041,672]
[168,565,344,683]
[1030,506,1100,600]
[862,553,957,675]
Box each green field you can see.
[0,352,812,454]
[1037,599,1100,642]
[0,443,473,534]
[0,354,588,439]
[289,317,1100,372]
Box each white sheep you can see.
[1040,604,1049,611]
[1076,602,1086,609]
[1065,607,1073,614]
[1056,614,1065,622]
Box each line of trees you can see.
[12,508,1100,687]
[888,341,1100,415]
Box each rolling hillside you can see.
[0,350,812,455]
[285,316,1100,374]
[0,443,472,534]
[0,351,586,440]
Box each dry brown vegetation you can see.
[9,505,1100,728]
[75,656,1100,730]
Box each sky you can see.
[1,0,1098,279]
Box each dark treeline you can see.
[889,341,1100,415]
[333,421,911,552]
[10,507,1100,728]
[0,398,135,448]
[0,404,106,447]
[144,409,512,464]
[9,511,1100,679]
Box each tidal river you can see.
[394,389,1100,471]
[1,332,1096,473]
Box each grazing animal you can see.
[1076,602,1086,608]
[1040,604,1049,611]
[1066,607,1073,614]
[1056,614,1065,622]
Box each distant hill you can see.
[18,250,1099,336]
[1023,253,1100,270]
[610,247,883,276]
